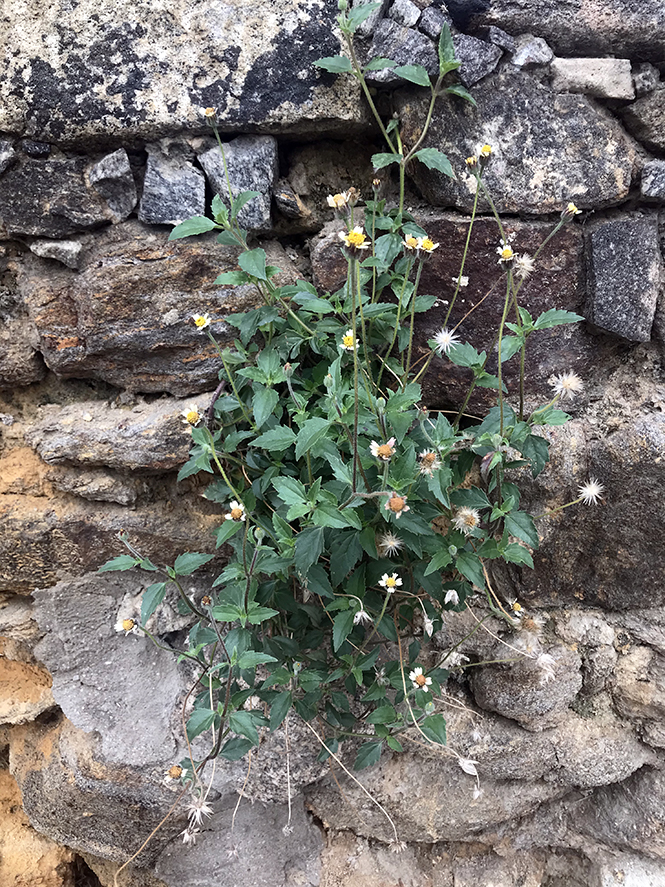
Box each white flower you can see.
[115,617,139,636]
[224,500,247,522]
[370,437,396,462]
[578,478,604,505]
[418,450,442,476]
[444,588,460,606]
[338,226,370,251]
[353,606,373,626]
[339,329,358,352]
[496,240,514,264]
[453,507,481,536]
[181,404,202,427]
[181,827,201,846]
[432,327,460,355]
[550,370,584,401]
[377,532,404,557]
[418,236,439,253]
[186,800,214,826]
[472,786,483,800]
[536,652,557,684]
[452,275,469,288]
[384,492,409,519]
[390,840,407,854]
[327,191,351,210]
[514,253,535,280]
[192,313,212,330]
[379,573,403,592]
[458,757,479,777]
[403,235,420,251]
[423,615,434,638]
[409,666,432,692]
[446,651,469,669]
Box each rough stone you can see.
[470,645,583,731]
[551,57,635,100]
[633,62,661,98]
[47,465,150,506]
[25,397,198,473]
[0,157,110,238]
[453,33,503,86]
[15,221,296,396]
[0,659,54,724]
[20,140,51,158]
[366,20,438,88]
[0,139,16,176]
[29,239,83,269]
[485,25,515,53]
[0,1,369,146]
[614,609,665,656]
[641,160,665,200]
[622,89,665,154]
[511,34,553,68]
[0,593,42,662]
[613,646,665,722]
[389,0,420,28]
[138,141,205,226]
[0,315,46,388]
[469,0,665,64]
[89,148,138,223]
[195,135,278,231]
[273,179,312,223]
[418,5,453,40]
[585,215,662,342]
[398,68,640,214]
[353,0,391,39]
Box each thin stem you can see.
[404,258,425,382]
[344,36,397,154]
[497,272,513,436]
[444,186,481,327]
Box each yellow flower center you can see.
[466,155,478,166]
[512,602,523,613]
[420,237,436,251]
[377,444,393,459]
[168,765,183,779]
[230,507,244,521]
[388,495,405,513]
[185,410,200,425]
[194,316,208,328]
[567,202,580,214]
[480,144,492,157]
[346,229,367,248]
[501,247,514,260]
[342,333,355,348]
[421,452,437,466]
[385,576,397,588]
[415,673,427,687]
[404,236,419,249]
[330,193,347,208]
[122,618,135,632]
[461,512,479,528]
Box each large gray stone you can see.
[398,67,640,214]
[366,20,438,88]
[585,215,661,342]
[551,57,634,100]
[418,5,453,39]
[511,34,553,68]
[453,33,502,86]
[139,142,205,226]
[468,0,665,64]
[388,0,421,29]
[89,148,138,223]
[0,315,46,388]
[621,88,665,154]
[0,1,368,146]
[196,135,278,231]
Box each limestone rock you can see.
[195,135,278,231]
[0,1,369,146]
[468,0,665,64]
[29,239,83,269]
[621,89,665,154]
[47,465,150,506]
[388,0,421,29]
[633,62,661,98]
[551,57,635,100]
[25,397,198,473]
[641,160,665,200]
[585,215,661,342]
[511,34,553,68]
[89,148,138,223]
[397,68,640,214]
[138,141,205,226]
[453,34,503,86]
[16,221,296,396]
[470,645,583,731]
[366,20,438,88]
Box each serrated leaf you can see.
[214,270,250,285]
[502,542,534,569]
[499,335,525,362]
[533,309,584,330]
[447,341,483,368]
[372,152,402,169]
[455,551,485,589]
[228,710,260,745]
[186,708,216,740]
[332,609,354,652]
[231,190,260,219]
[446,83,477,106]
[215,520,243,547]
[98,555,139,572]
[253,385,279,429]
[413,147,455,179]
[314,55,352,73]
[393,64,430,87]
[347,1,381,30]
[438,22,456,66]
[238,248,267,281]
[374,232,403,267]
[141,582,167,623]
[354,740,383,770]
[519,433,550,477]
[173,552,215,576]
[295,527,325,576]
[364,56,396,71]
[246,605,279,625]
[270,691,292,731]
[168,216,217,240]
[219,735,254,761]
[272,476,308,506]
[237,651,279,669]
[504,511,539,549]
[423,547,453,576]
[421,713,447,745]
[251,426,297,450]
[295,417,331,460]
[211,193,228,225]
[365,705,398,724]
[450,487,491,510]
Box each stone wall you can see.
[1,1,665,885]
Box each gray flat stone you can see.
[88,148,138,222]
[511,34,553,68]
[453,33,503,86]
[418,5,453,39]
[366,20,438,87]
[388,0,420,28]
[585,215,661,342]
[29,239,83,269]
[621,88,665,154]
[552,57,634,100]
[196,135,278,231]
[138,141,205,226]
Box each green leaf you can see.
[239,248,268,281]
[413,147,455,179]
[499,335,524,362]
[423,548,453,576]
[215,520,242,547]
[270,691,292,731]
[354,740,383,770]
[365,705,398,724]
[329,531,363,586]
[272,476,308,506]
[374,232,403,267]
[502,543,534,569]
[228,710,260,745]
[347,2,381,30]
[231,190,260,219]
[520,433,550,477]
[295,417,331,460]
[295,527,325,576]
[314,55,352,73]
[186,708,216,740]
[450,487,491,510]
[420,713,447,745]
[312,503,362,530]
[455,551,485,589]
[364,56,396,71]
[219,736,254,761]
[386,736,404,752]
[237,651,279,669]
[141,582,167,623]
[246,605,279,625]
[173,552,215,575]
[393,64,430,87]
[98,555,139,572]
[251,426,297,450]
[211,193,229,225]
[214,270,250,285]
[168,216,217,240]
[533,309,584,330]
[372,152,402,170]
[438,22,456,67]
[448,342,483,368]
[332,609,355,652]
[253,385,279,429]
[504,511,539,549]
[446,83,477,106]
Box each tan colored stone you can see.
[0,659,54,725]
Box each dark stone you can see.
[88,148,138,223]
[418,5,453,39]
[0,317,46,388]
[621,88,665,155]
[641,161,665,200]
[273,179,311,221]
[453,33,503,86]
[485,25,515,52]
[585,215,661,342]
[397,67,640,214]
[19,140,51,158]
[0,158,109,238]
[366,20,438,88]
[138,141,205,226]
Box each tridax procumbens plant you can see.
[102,6,604,853]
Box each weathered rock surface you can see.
[551,57,635,100]
[14,221,296,395]
[89,148,139,223]
[469,0,665,63]
[366,20,438,87]
[585,215,662,342]
[511,34,553,68]
[195,135,278,231]
[0,1,369,146]
[641,160,665,200]
[397,68,641,214]
[28,239,83,269]
[453,34,503,86]
[388,0,421,29]
[418,5,453,39]
[0,659,54,724]
[47,465,150,506]
[0,139,16,175]
[621,88,665,154]
[613,646,665,721]
[633,62,661,98]
[138,141,205,226]
[0,315,46,388]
